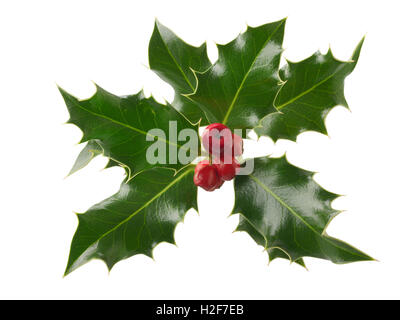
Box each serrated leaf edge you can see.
[254,37,365,142]
[221,18,286,125]
[152,19,198,92]
[64,165,196,276]
[59,83,202,181]
[232,155,374,264]
[183,18,287,127]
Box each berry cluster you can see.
[193,123,243,191]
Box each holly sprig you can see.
[60,18,372,275]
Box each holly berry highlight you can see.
[194,123,243,191]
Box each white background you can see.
[0,0,399,299]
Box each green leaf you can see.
[68,140,103,176]
[233,156,373,264]
[188,18,286,129]
[149,20,211,125]
[65,165,196,275]
[104,158,120,169]
[61,19,370,274]
[171,93,209,126]
[236,215,306,267]
[59,85,198,178]
[68,140,123,175]
[255,38,364,141]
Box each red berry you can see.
[193,160,224,191]
[202,123,232,157]
[213,174,225,190]
[218,134,244,160]
[214,159,240,181]
[194,159,210,174]
[232,133,243,156]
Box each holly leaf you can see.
[188,18,286,129]
[59,85,198,178]
[104,158,120,169]
[68,140,103,176]
[61,18,370,274]
[255,38,364,141]
[65,165,196,275]
[236,215,306,267]
[233,156,373,264]
[149,20,211,125]
[68,140,122,175]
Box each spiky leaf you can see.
[61,18,370,275]
[236,215,306,267]
[233,156,372,264]
[59,85,198,178]
[68,140,103,176]
[188,19,286,129]
[149,20,211,125]
[68,140,122,175]
[255,38,364,141]
[65,166,196,275]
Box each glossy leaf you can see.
[236,215,306,267]
[65,165,196,275]
[233,156,373,264]
[255,38,364,141]
[104,158,120,169]
[149,20,211,125]
[69,140,122,175]
[68,140,103,176]
[188,19,286,129]
[61,19,370,274]
[59,85,198,178]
